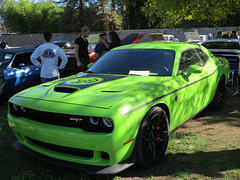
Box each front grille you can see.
[9,103,113,133]
[27,137,93,158]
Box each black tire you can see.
[136,106,169,167]
[209,76,226,110]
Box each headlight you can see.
[102,117,113,128]
[89,117,99,125]
[13,104,20,111]
[89,117,113,128]
[12,103,27,113]
[20,106,26,112]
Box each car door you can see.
[173,48,210,125]
[4,52,41,96]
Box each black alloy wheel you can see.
[136,106,169,167]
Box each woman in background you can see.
[101,31,123,51]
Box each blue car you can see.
[0,47,78,97]
[0,47,41,97]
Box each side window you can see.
[11,52,33,68]
[196,48,209,66]
[178,49,202,74]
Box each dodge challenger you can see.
[8,42,230,174]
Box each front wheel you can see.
[136,106,169,167]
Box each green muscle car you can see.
[8,42,230,174]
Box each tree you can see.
[141,0,240,28]
[57,0,123,32]
[114,0,148,29]
[0,0,64,33]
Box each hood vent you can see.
[54,86,79,93]
[101,90,122,93]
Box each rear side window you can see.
[178,49,202,74]
[196,49,209,66]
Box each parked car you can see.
[0,47,78,97]
[164,35,175,42]
[184,32,204,44]
[0,47,40,97]
[8,42,229,175]
[52,41,75,52]
[202,39,240,75]
[37,41,74,52]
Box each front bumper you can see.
[13,141,135,175]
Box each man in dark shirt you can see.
[94,32,109,58]
[74,26,90,71]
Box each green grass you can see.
[1,100,240,180]
[168,132,209,153]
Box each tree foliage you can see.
[142,0,240,28]
[1,0,240,34]
[0,0,64,33]
[114,0,148,29]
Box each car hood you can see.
[15,73,169,109]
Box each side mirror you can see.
[87,63,94,69]
[182,65,202,80]
[189,65,203,74]
[19,63,26,68]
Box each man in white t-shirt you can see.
[31,32,68,83]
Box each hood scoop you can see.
[54,86,79,93]
[101,90,122,93]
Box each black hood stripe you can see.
[56,74,127,90]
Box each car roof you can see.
[0,47,36,54]
[114,42,201,51]
[52,41,74,46]
[203,39,240,43]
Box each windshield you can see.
[88,49,175,76]
[202,42,240,49]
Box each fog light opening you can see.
[101,151,110,160]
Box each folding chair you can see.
[227,61,239,96]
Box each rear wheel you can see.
[209,76,226,110]
[136,106,169,167]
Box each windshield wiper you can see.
[86,71,95,73]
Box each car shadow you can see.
[117,149,240,178]
[194,93,240,128]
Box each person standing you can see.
[31,32,68,83]
[101,31,123,51]
[94,32,109,58]
[207,31,213,40]
[74,26,90,71]
[229,31,238,39]
[216,31,223,39]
